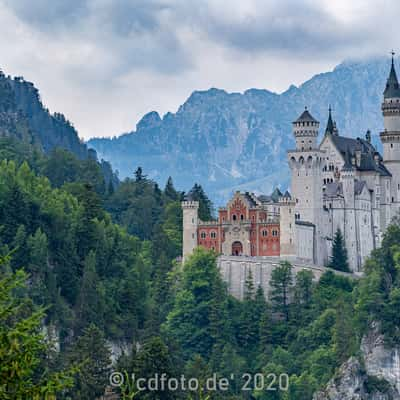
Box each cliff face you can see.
[88,57,392,203]
[313,327,400,399]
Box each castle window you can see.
[232,214,237,221]
[391,144,393,148]
[262,229,268,237]
[272,230,279,237]
[240,214,244,221]
[200,232,207,239]
[211,231,216,239]
[392,197,395,203]
[192,218,194,223]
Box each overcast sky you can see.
[0,0,398,139]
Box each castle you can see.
[182,57,400,273]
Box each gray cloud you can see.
[0,0,399,139]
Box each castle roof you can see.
[384,58,400,99]
[283,190,291,198]
[325,182,343,197]
[329,135,391,177]
[294,107,318,123]
[354,180,367,195]
[325,107,336,135]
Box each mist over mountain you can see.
[88,57,392,204]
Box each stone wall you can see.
[217,255,355,300]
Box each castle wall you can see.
[218,255,355,300]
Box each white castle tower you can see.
[288,108,326,265]
[340,152,360,270]
[381,53,400,219]
[181,198,199,262]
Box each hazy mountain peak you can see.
[88,57,394,204]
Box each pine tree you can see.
[187,183,214,221]
[164,176,179,201]
[329,229,350,272]
[134,166,147,182]
[133,336,176,400]
[244,269,255,301]
[269,261,293,322]
[75,251,104,333]
[293,269,314,326]
[0,256,73,397]
[333,298,357,364]
[67,324,111,399]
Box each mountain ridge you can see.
[88,57,393,204]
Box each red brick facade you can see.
[197,192,280,257]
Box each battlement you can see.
[181,201,199,209]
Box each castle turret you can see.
[288,107,326,265]
[292,107,320,150]
[279,192,296,259]
[380,54,400,216]
[182,198,199,262]
[340,151,360,271]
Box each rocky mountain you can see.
[88,57,393,204]
[0,69,89,159]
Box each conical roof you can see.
[325,107,335,135]
[294,107,318,123]
[384,57,400,98]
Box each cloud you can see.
[0,0,399,139]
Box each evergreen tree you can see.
[164,176,179,202]
[67,324,111,399]
[75,251,104,333]
[244,269,255,301]
[164,248,226,360]
[269,261,293,322]
[187,183,214,221]
[333,298,357,364]
[133,336,177,400]
[135,166,147,182]
[293,269,314,325]
[328,229,350,272]
[0,256,73,397]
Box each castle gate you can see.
[232,241,243,256]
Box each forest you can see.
[1,134,400,399]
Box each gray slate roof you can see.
[384,59,400,99]
[330,135,391,177]
[294,108,318,123]
[325,182,343,197]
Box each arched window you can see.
[262,229,268,237]
[240,214,244,221]
[200,232,206,239]
[272,230,279,237]
[232,214,237,221]
[210,231,216,239]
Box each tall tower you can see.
[288,108,326,265]
[341,154,359,271]
[181,199,199,262]
[381,54,400,217]
[279,192,296,259]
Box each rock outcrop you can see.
[313,327,400,400]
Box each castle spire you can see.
[384,51,400,98]
[325,106,335,135]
